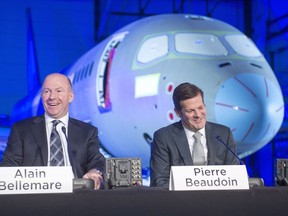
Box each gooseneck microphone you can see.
[216,136,244,165]
[61,126,78,178]
[216,136,267,187]
[61,126,94,190]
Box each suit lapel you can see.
[173,122,193,165]
[205,122,216,165]
[67,118,81,150]
[67,118,82,177]
[31,116,48,165]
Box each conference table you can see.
[1,186,288,216]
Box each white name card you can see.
[169,165,249,191]
[0,166,74,194]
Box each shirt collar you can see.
[44,113,69,127]
[182,123,206,137]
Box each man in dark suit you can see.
[1,73,105,190]
[150,82,239,188]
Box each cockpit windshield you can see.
[175,33,228,55]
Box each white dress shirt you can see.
[45,113,71,167]
[183,126,208,165]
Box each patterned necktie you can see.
[50,120,64,166]
[192,131,205,165]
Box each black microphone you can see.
[216,136,244,165]
[61,126,78,178]
[216,136,266,187]
[61,126,94,190]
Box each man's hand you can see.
[82,169,103,190]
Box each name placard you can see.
[0,166,74,194]
[169,165,249,191]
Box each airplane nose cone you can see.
[214,73,284,157]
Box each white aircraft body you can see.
[1,14,284,173]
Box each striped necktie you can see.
[50,120,64,166]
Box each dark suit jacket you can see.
[1,116,105,178]
[150,121,239,188]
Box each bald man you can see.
[1,73,105,190]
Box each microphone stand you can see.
[61,126,94,190]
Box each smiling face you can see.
[41,73,74,119]
[175,93,207,132]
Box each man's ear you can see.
[174,108,181,118]
[69,91,74,103]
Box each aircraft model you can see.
[1,14,284,175]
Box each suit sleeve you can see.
[150,129,171,188]
[84,126,106,174]
[1,124,23,166]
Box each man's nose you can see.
[194,110,200,117]
[49,91,58,98]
